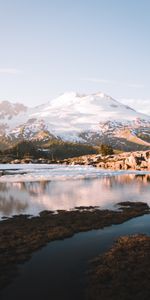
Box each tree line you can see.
[1,140,114,160]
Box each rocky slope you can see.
[0,92,150,151]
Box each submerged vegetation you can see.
[88,234,150,300]
[0,202,149,291]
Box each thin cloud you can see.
[81,78,144,89]
[0,68,21,75]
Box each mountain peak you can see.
[58,91,111,99]
[0,92,150,151]
[49,91,116,108]
[0,100,27,119]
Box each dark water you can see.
[1,168,150,299]
[1,214,150,300]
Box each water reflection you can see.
[0,174,150,219]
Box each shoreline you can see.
[0,202,149,291]
[62,150,150,171]
[0,149,150,171]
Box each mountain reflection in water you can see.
[0,174,150,219]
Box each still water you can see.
[0,165,150,299]
[1,214,150,300]
[0,165,150,218]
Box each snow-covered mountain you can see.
[0,92,150,151]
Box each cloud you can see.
[0,68,21,75]
[81,78,144,89]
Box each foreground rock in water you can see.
[62,150,150,170]
[87,234,150,300]
[0,202,149,290]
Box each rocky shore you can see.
[87,234,150,300]
[62,150,150,171]
[0,156,56,164]
[1,150,150,171]
[0,202,149,291]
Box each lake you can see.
[0,164,150,219]
[0,164,150,299]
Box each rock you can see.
[125,155,138,169]
[115,160,124,170]
[147,158,150,170]
[62,150,150,170]
[10,159,21,164]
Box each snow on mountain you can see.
[0,100,27,119]
[0,92,150,150]
[0,101,27,136]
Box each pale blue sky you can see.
[0,0,150,111]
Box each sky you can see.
[0,0,150,114]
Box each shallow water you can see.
[1,165,150,299]
[1,214,150,300]
[0,165,150,218]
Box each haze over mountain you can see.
[0,92,150,151]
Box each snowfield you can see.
[0,92,150,144]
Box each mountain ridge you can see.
[0,92,150,151]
